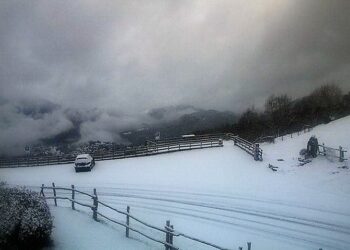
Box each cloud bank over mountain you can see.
[1,0,350,154]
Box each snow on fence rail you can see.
[40,183,252,250]
[0,136,223,168]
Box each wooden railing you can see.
[41,183,251,250]
[318,144,347,162]
[0,133,263,167]
[255,124,313,144]
[226,134,263,161]
[0,136,223,168]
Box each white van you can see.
[74,154,95,172]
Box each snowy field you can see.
[1,116,350,250]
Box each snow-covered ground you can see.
[48,207,152,250]
[2,116,350,250]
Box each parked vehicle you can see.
[74,154,95,172]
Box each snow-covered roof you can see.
[76,154,91,159]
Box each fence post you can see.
[339,146,344,162]
[165,220,170,250]
[169,224,174,249]
[92,188,98,221]
[238,247,243,250]
[40,184,45,197]
[322,143,326,155]
[247,242,251,250]
[71,184,75,210]
[52,182,57,206]
[126,206,130,238]
[254,144,260,161]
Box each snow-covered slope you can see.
[1,116,350,250]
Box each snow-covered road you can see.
[41,184,349,250]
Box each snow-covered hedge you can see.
[0,183,53,249]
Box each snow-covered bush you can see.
[0,184,53,249]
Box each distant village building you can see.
[155,132,161,140]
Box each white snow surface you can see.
[2,116,350,250]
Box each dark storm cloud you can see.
[0,0,350,155]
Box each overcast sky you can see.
[1,0,350,155]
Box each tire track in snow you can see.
[32,184,350,235]
[95,191,350,235]
[101,199,350,250]
[27,184,350,249]
[60,188,350,249]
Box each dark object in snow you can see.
[299,148,307,156]
[268,164,278,171]
[338,165,349,169]
[307,136,319,158]
[298,158,312,166]
[277,159,284,161]
[0,184,53,249]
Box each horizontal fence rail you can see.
[0,135,224,168]
[254,125,313,144]
[40,183,250,250]
[318,143,347,162]
[0,133,263,167]
[227,134,263,161]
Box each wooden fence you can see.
[318,144,347,162]
[40,183,252,250]
[226,134,263,161]
[0,136,223,168]
[0,133,263,168]
[255,125,313,144]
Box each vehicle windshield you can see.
[76,162,89,166]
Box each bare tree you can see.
[264,94,292,132]
[310,83,342,122]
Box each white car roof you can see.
[76,154,92,159]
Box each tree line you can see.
[196,83,350,141]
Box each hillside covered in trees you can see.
[197,84,350,141]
